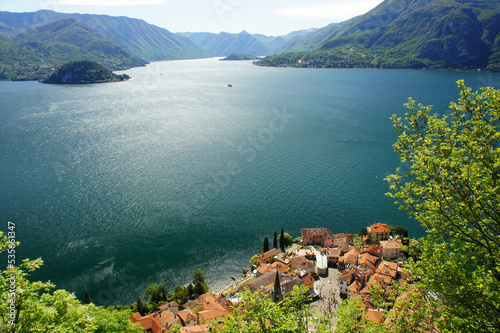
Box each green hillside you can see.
[0,10,209,62]
[258,0,500,71]
[41,60,130,84]
[0,17,146,80]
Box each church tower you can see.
[271,270,283,303]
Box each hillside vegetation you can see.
[41,60,130,84]
[259,0,500,71]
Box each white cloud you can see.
[58,0,167,5]
[273,1,383,20]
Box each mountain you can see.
[181,31,271,56]
[0,10,209,61]
[253,28,319,53]
[258,0,500,71]
[0,17,146,80]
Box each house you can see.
[376,260,398,279]
[301,228,334,246]
[289,256,316,274]
[177,309,198,327]
[339,271,355,295]
[339,249,360,268]
[358,253,379,275]
[300,273,315,288]
[380,239,403,260]
[367,223,391,242]
[347,280,363,298]
[180,324,211,333]
[256,261,289,276]
[365,309,385,324]
[324,233,354,248]
[326,247,343,266]
[241,269,303,298]
[130,309,176,333]
[254,248,282,265]
[159,301,179,315]
[191,293,229,326]
[361,245,383,257]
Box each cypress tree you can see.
[137,296,146,316]
[84,291,92,304]
[273,230,278,249]
[263,237,270,253]
[280,228,285,251]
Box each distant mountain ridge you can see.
[181,28,319,56]
[260,0,500,71]
[0,10,209,62]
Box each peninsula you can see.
[41,61,130,84]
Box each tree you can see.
[85,290,92,304]
[280,228,285,251]
[144,284,170,305]
[273,230,278,249]
[136,296,147,316]
[278,232,293,250]
[216,285,331,333]
[191,269,208,295]
[263,237,270,253]
[358,227,368,237]
[385,81,500,332]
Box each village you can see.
[129,223,410,332]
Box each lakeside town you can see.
[129,223,411,332]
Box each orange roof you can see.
[369,223,390,233]
[301,273,315,287]
[198,309,225,321]
[365,309,385,323]
[380,239,402,249]
[301,228,334,238]
[371,273,392,284]
[177,309,197,325]
[258,248,282,261]
[361,245,382,256]
[130,310,175,333]
[180,324,210,333]
[347,280,363,293]
[376,261,398,278]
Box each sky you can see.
[0,0,385,36]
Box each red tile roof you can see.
[369,223,390,233]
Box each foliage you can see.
[216,285,331,333]
[335,296,384,333]
[0,232,142,332]
[263,237,270,253]
[280,228,285,251]
[41,60,130,84]
[278,231,293,250]
[273,231,278,249]
[385,81,500,332]
[358,227,368,237]
[144,284,170,306]
[261,0,500,71]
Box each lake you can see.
[1,58,498,305]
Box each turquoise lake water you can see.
[1,58,499,305]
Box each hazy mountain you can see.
[0,10,209,61]
[181,31,271,56]
[258,0,500,71]
[0,17,146,80]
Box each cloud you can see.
[273,1,383,20]
[58,0,167,5]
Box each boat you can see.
[227,84,232,87]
